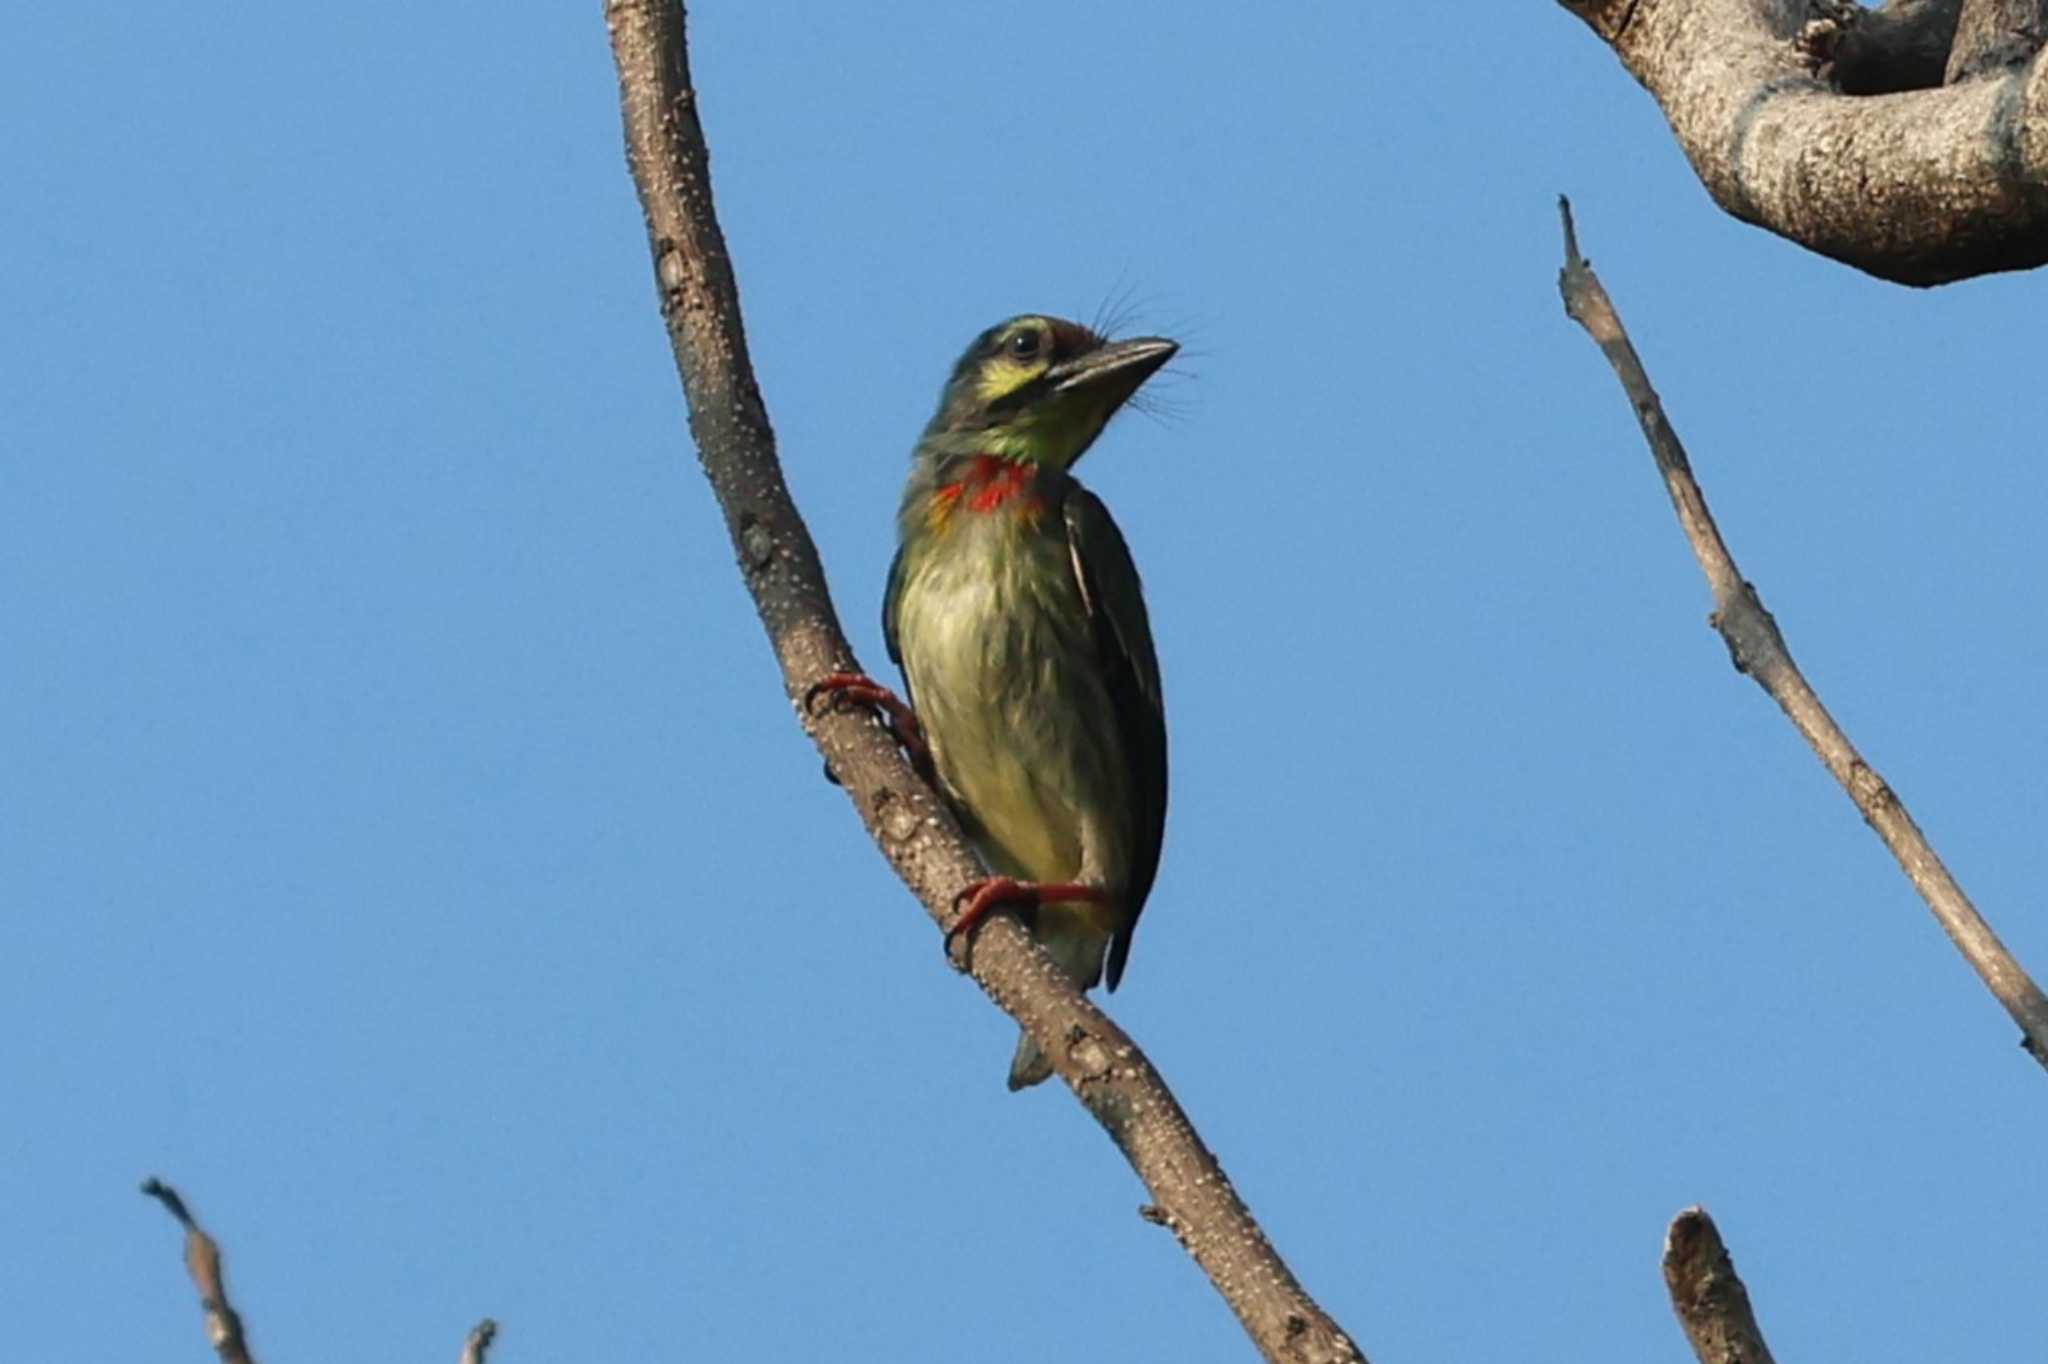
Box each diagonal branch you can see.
[601,2,1365,1359]
[141,1178,257,1364]
[1554,196,2048,1072]
[1555,0,2048,285]
[1663,1208,1779,1364]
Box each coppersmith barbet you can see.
[817,315,1174,1089]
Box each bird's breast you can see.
[891,511,1129,889]
[897,516,1087,694]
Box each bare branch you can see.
[459,1318,499,1364]
[1554,197,2048,1072]
[140,1178,257,1364]
[1662,1208,1779,1364]
[600,2,1365,1358]
[1556,0,2048,284]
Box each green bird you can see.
[815,315,1174,1090]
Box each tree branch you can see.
[140,1178,257,1364]
[1556,0,2048,284]
[1554,197,2048,1072]
[142,1178,501,1364]
[1662,1208,1779,1364]
[601,3,1366,1358]
[459,1318,499,1364]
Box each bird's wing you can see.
[1062,487,1167,991]
[881,541,910,699]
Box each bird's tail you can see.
[1006,1031,1056,1092]
[1005,906,1111,1091]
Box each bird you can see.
[810,314,1174,1089]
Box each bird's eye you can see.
[1007,330,1042,361]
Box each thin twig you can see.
[1555,196,2048,1072]
[140,1178,257,1364]
[459,1318,500,1364]
[1662,1208,1779,1364]
[601,3,1365,1359]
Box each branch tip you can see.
[141,1176,195,1227]
[1661,1207,1777,1364]
[460,1317,500,1364]
[1557,194,1583,265]
[141,1179,257,1364]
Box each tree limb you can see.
[1556,0,2048,284]
[140,1178,257,1364]
[1554,197,2048,1072]
[1662,1208,1779,1364]
[600,3,1366,1359]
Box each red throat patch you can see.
[934,454,1044,522]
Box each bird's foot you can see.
[804,672,934,783]
[946,877,1108,967]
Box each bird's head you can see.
[919,315,1178,469]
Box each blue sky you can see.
[5,3,2044,1360]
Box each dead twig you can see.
[141,1178,257,1364]
[1555,195,2048,1072]
[1663,1208,1779,1364]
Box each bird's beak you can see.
[1046,336,1179,399]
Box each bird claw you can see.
[805,672,934,783]
[945,877,1038,964]
[943,878,1108,969]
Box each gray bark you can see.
[1947,0,2048,81]
[1558,0,2048,284]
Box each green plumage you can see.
[883,315,1173,1089]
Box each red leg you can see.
[946,877,1109,960]
[805,672,932,779]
